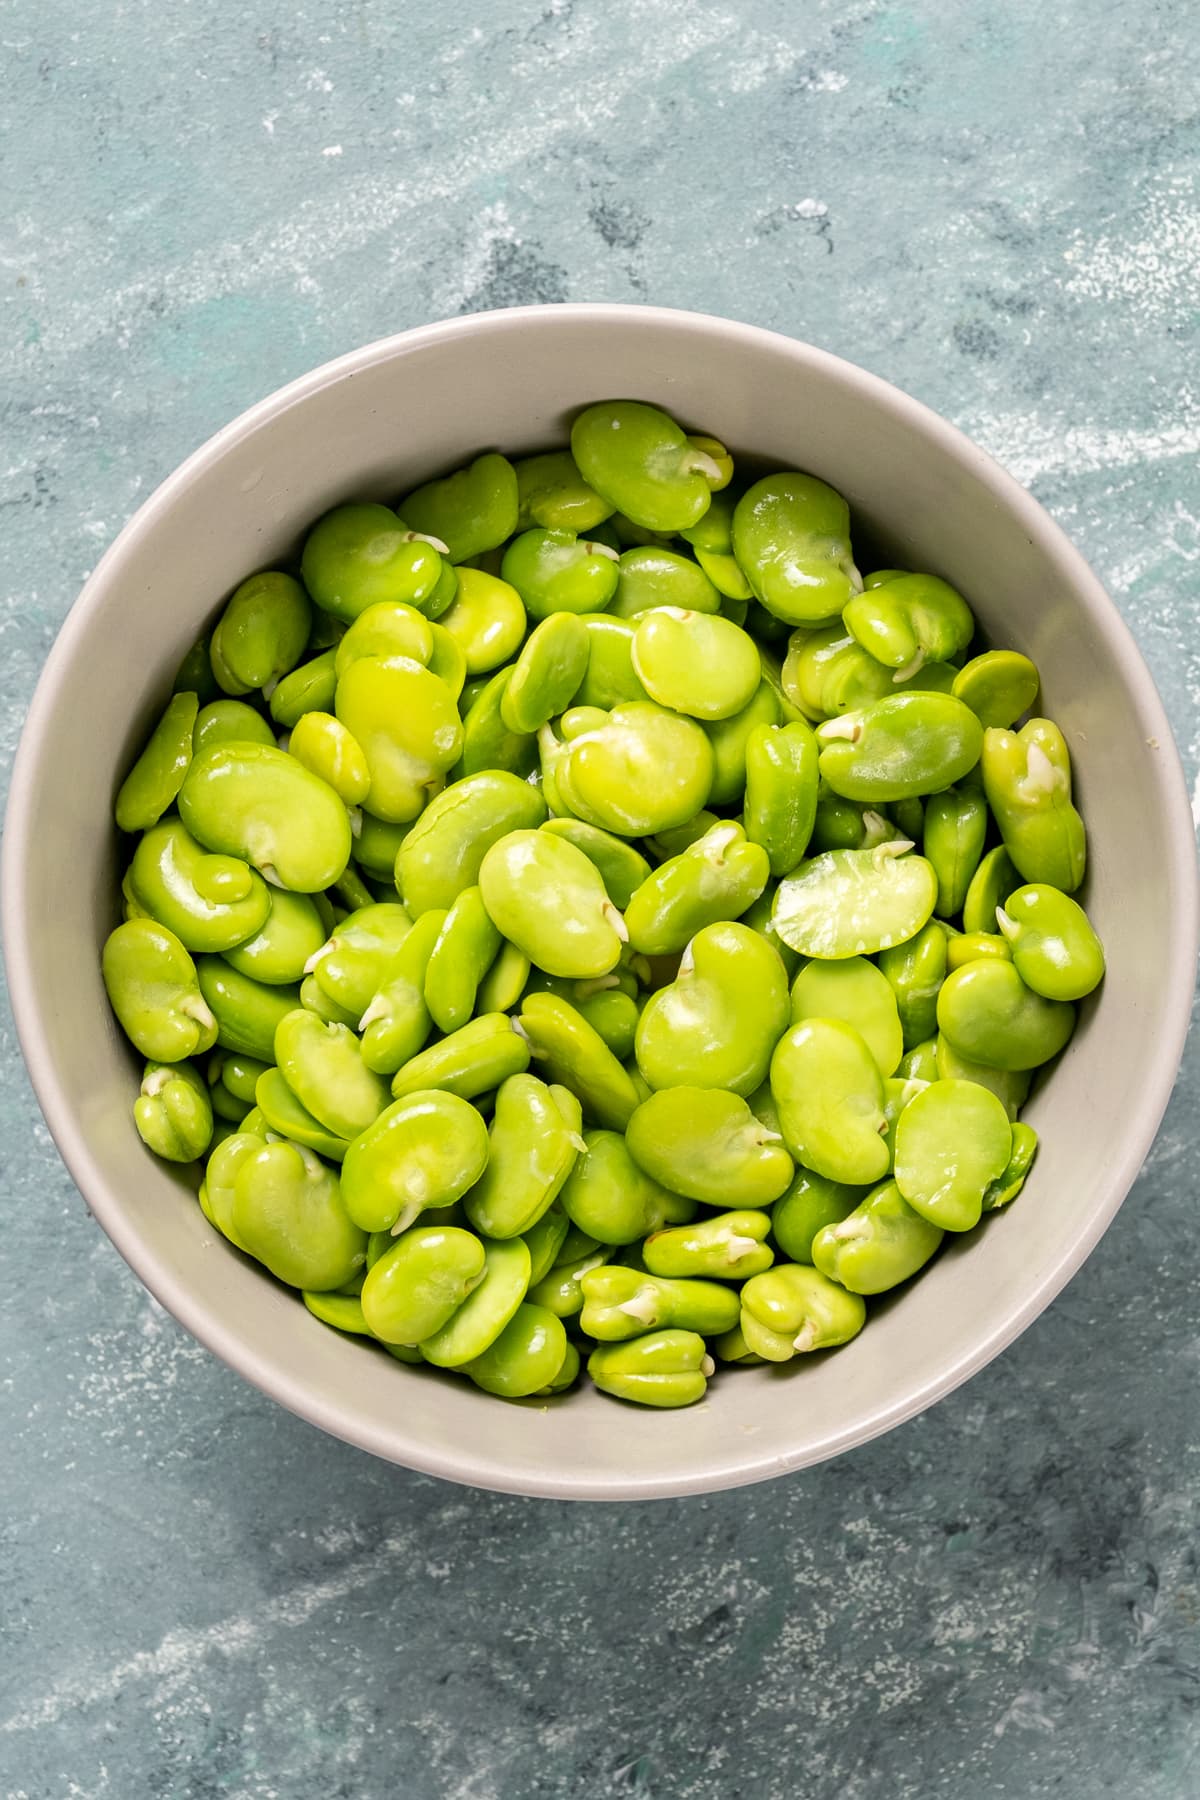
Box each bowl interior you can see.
[5,305,1195,1498]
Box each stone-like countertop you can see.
[2,3,1198,1794]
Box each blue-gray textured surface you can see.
[3,2,1199,1795]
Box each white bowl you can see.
[4,304,1196,1499]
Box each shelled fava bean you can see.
[103,398,1105,1408]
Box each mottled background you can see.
[3,2,1200,1795]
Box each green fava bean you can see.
[179,742,351,893]
[305,903,413,1015]
[514,991,641,1130]
[334,654,462,823]
[357,907,444,1073]
[341,1089,490,1234]
[529,1234,607,1318]
[103,920,218,1062]
[303,1291,372,1335]
[770,1019,889,1186]
[274,1008,390,1139]
[580,1265,739,1341]
[465,1303,569,1399]
[476,938,532,1014]
[934,1034,1030,1118]
[540,818,651,910]
[811,1179,944,1292]
[772,1169,866,1264]
[286,712,370,808]
[636,921,790,1097]
[558,702,714,837]
[996,883,1105,1002]
[817,692,984,803]
[423,887,502,1034]
[210,572,311,695]
[937,961,1075,1071]
[893,1079,1012,1232]
[789,956,903,1076]
[842,573,974,678]
[609,548,722,620]
[419,1235,531,1368]
[437,568,527,674]
[500,527,620,619]
[732,473,861,626]
[877,920,948,1049]
[891,796,925,841]
[401,453,519,564]
[361,1225,487,1343]
[645,811,722,862]
[571,400,722,534]
[898,1037,940,1084]
[587,1329,714,1408]
[196,959,300,1061]
[129,819,272,954]
[772,842,938,959]
[115,691,198,834]
[193,699,276,754]
[479,830,626,980]
[923,782,988,919]
[134,1060,214,1163]
[464,1074,585,1239]
[739,884,801,981]
[643,1210,773,1280]
[809,794,892,855]
[703,679,783,806]
[515,448,614,532]
[953,650,1040,728]
[739,1264,866,1361]
[743,720,820,877]
[231,1139,367,1291]
[571,988,638,1060]
[946,930,1011,971]
[346,812,407,881]
[624,821,769,956]
[980,719,1086,892]
[219,1052,270,1105]
[455,668,538,781]
[328,865,377,915]
[222,889,328,986]
[783,626,897,721]
[626,1087,794,1206]
[397,771,547,916]
[333,601,434,678]
[202,1130,263,1250]
[301,503,444,622]
[421,624,465,707]
[559,1129,694,1245]
[254,1067,350,1162]
[982,1119,1039,1211]
[962,844,1020,936]
[573,615,651,710]
[299,973,356,1025]
[390,1013,530,1102]
[269,650,338,729]
[522,1205,571,1287]
[631,608,760,720]
[880,1075,928,1171]
[501,613,590,735]
[173,637,221,706]
[710,1325,763,1365]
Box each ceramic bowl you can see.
[5,304,1196,1498]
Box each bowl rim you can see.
[5,301,1197,1500]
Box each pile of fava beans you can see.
[103,401,1105,1408]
